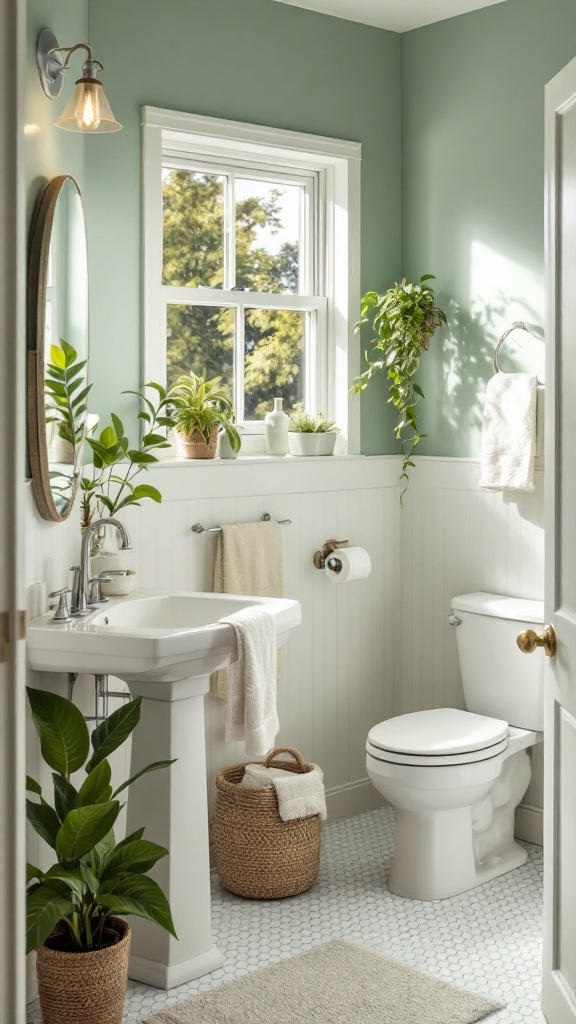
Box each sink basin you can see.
[27,589,301,683]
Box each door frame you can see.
[543,53,576,1024]
[0,0,27,1020]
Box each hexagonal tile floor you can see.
[27,805,544,1023]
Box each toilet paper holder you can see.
[313,539,349,572]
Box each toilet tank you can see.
[451,592,544,731]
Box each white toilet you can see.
[366,592,544,901]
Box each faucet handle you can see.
[88,574,112,605]
[48,588,72,623]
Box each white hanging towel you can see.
[479,372,538,492]
[211,521,284,700]
[219,605,278,758]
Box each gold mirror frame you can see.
[27,175,89,522]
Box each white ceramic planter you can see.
[90,550,136,596]
[288,432,338,456]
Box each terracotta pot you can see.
[175,425,218,460]
[36,918,130,1024]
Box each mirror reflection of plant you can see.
[169,371,241,453]
[44,339,91,461]
[352,275,447,497]
[81,383,176,529]
[288,405,338,433]
[26,686,176,954]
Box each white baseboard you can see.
[325,777,386,823]
[515,803,543,846]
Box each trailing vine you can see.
[352,275,447,498]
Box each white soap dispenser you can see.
[264,397,289,456]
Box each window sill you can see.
[153,453,366,467]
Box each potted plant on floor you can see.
[168,371,241,460]
[287,406,340,456]
[352,275,447,495]
[26,686,176,1024]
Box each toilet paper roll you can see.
[324,546,372,584]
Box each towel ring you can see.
[493,321,544,383]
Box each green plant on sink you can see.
[26,686,176,1024]
[80,383,176,530]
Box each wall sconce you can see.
[36,28,121,134]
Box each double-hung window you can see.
[143,108,361,452]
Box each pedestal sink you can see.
[27,590,301,988]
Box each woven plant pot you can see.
[36,917,130,1024]
[212,747,321,899]
[175,425,218,460]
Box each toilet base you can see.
[385,748,533,901]
[388,805,528,901]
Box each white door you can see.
[0,0,27,1021]
[542,54,576,1024]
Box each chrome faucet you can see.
[72,517,132,616]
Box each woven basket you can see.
[36,917,130,1024]
[212,747,321,899]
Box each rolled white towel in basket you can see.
[241,761,327,822]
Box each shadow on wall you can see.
[420,290,544,457]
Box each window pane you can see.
[166,304,234,394]
[235,178,303,295]
[244,308,307,419]
[162,169,225,289]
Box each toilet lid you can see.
[367,708,509,757]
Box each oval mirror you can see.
[27,175,90,521]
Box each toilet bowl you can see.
[366,593,544,901]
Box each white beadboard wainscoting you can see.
[24,454,545,845]
[401,457,545,844]
[116,455,402,820]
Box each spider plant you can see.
[168,372,241,453]
[288,406,339,433]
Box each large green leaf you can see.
[99,874,177,938]
[26,687,90,777]
[86,698,141,773]
[26,800,60,850]
[74,759,112,807]
[26,775,42,796]
[100,839,169,881]
[26,880,75,955]
[27,863,43,883]
[90,830,117,876]
[112,759,175,798]
[53,775,78,823]
[55,802,121,862]
[42,864,87,900]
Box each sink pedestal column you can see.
[125,675,225,989]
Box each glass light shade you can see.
[55,77,122,133]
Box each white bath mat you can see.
[143,939,503,1023]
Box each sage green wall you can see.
[402,0,576,457]
[85,0,402,453]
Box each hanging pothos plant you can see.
[352,275,447,498]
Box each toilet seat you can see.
[366,708,509,767]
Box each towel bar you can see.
[191,513,291,534]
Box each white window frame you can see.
[142,106,361,453]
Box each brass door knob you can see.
[517,624,557,658]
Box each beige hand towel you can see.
[479,372,538,491]
[220,606,279,758]
[211,521,284,700]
